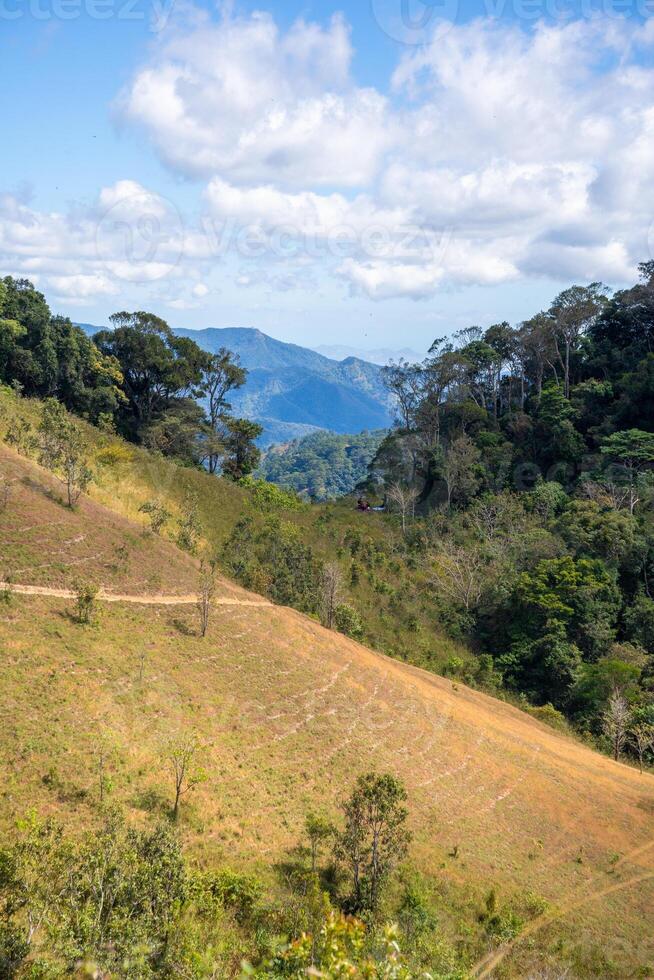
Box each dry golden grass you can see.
[0,389,468,669]
[1,434,653,977]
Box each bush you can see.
[223,516,321,612]
[524,703,570,733]
[240,476,305,512]
[0,474,10,512]
[478,889,524,943]
[139,498,171,535]
[334,603,364,641]
[177,492,201,553]
[93,442,133,467]
[5,415,35,456]
[74,583,98,625]
[202,869,263,926]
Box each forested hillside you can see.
[364,267,654,750]
[76,322,394,447]
[257,429,387,500]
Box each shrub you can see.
[478,889,524,943]
[335,603,364,641]
[240,476,305,512]
[203,869,263,926]
[93,442,133,467]
[524,703,570,733]
[0,474,10,512]
[74,583,98,625]
[176,492,201,554]
[139,498,171,535]
[5,416,35,456]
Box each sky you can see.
[2,0,654,354]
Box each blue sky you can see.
[2,0,653,353]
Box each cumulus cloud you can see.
[0,181,200,306]
[4,13,654,306]
[117,10,394,189]
[379,17,654,288]
[109,10,654,299]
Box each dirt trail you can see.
[0,582,271,608]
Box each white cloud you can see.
[0,181,199,306]
[338,242,519,301]
[118,10,394,189]
[48,274,119,302]
[381,16,654,287]
[110,11,654,298]
[4,15,654,309]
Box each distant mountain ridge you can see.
[76,324,394,446]
[313,343,424,365]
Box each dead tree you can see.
[602,689,631,761]
[197,561,216,638]
[427,540,485,613]
[387,483,419,534]
[319,562,343,630]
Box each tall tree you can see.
[548,283,609,398]
[337,773,411,915]
[200,349,246,474]
[222,417,262,481]
[94,313,208,440]
[600,430,654,514]
[517,313,558,405]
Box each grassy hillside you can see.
[1,396,654,977]
[0,388,466,675]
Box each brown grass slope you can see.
[0,388,468,672]
[1,447,654,977]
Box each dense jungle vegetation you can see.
[257,429,386,501]
[360,268,654,748]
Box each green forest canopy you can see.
[257,429,387,500]
[0,279,261,481]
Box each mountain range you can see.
[312,343,423,365]
[78,324,394,446]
